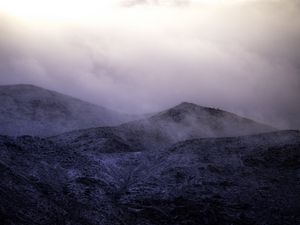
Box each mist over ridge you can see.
[0,0,300,129]
[1,1,300,224]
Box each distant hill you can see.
[52,102,276,151]
[0,84,137,136]
[118,102,276,148]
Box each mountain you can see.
[3,84,297,225]
[0,84,137,136]
[149,102,274,137]
[52,102,276,151]
[118,102,276,148]
[0,84,274,140]
[1,130,299,225]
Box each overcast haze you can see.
[0,0,300,129]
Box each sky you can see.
[0,0,300,129]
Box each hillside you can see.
[2,85,297,225]
[0,130,299,225]
[52,102,276,151]
[0,84,136,136]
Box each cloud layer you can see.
[0,0,300,129]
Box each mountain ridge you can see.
[50,101,276,152]
[0,84,299,225]
[0,84,137,136]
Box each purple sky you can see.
[0,0,300,129]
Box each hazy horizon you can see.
[1,0,300,129]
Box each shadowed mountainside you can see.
[0,130,299,225]
[0,84,137,136]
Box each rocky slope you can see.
[0,130,299,225]
[0,84,136,136]
[1,86,297,225]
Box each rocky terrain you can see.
[0,85,299,225]
[0,130,299,225]
[0,84,136,136]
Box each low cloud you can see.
[121,0,189,7]
[0,0,300,129]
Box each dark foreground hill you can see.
[0,130,299,225]
[0,84,136,136]
[51,102,276,151]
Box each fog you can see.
[0,0,300,129]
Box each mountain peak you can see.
[151,102,217,123]
[169,102,221,115]
[175,102,199,109]
[146,101,275,137]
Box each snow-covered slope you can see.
[0,84,136,136]
[52,102,276,151]
[1,130,299,225]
